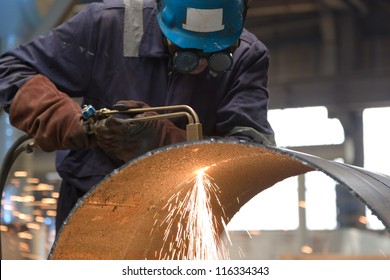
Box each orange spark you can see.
[157,167,229,260]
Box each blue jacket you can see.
[0,0,274,193]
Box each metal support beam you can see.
[321,0,349,10]
[247,3,318,17]
[269,71,390,110]
[346,0,368,14]
[319,9,338,76]
[339,13,358,73]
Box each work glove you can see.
[94,100,187,162]
[9,74,94,152]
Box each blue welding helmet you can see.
[156,0,247,53]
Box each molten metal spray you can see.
[157,167,229,260]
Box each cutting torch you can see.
[82,104,203,142]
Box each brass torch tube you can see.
[119,112,194,125]
[97,105,203,141]
[100,105,200,124]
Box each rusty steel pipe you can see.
[48,139,390,259]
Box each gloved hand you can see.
[9,74,94,152]
[94,100,187,162]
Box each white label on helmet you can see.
[183,8,224,33]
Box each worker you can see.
[0,0,275,233]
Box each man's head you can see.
[156,0,248,74]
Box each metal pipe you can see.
[48,140,315,260]
[48,139,390,260]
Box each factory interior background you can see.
[1,0,390,260]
